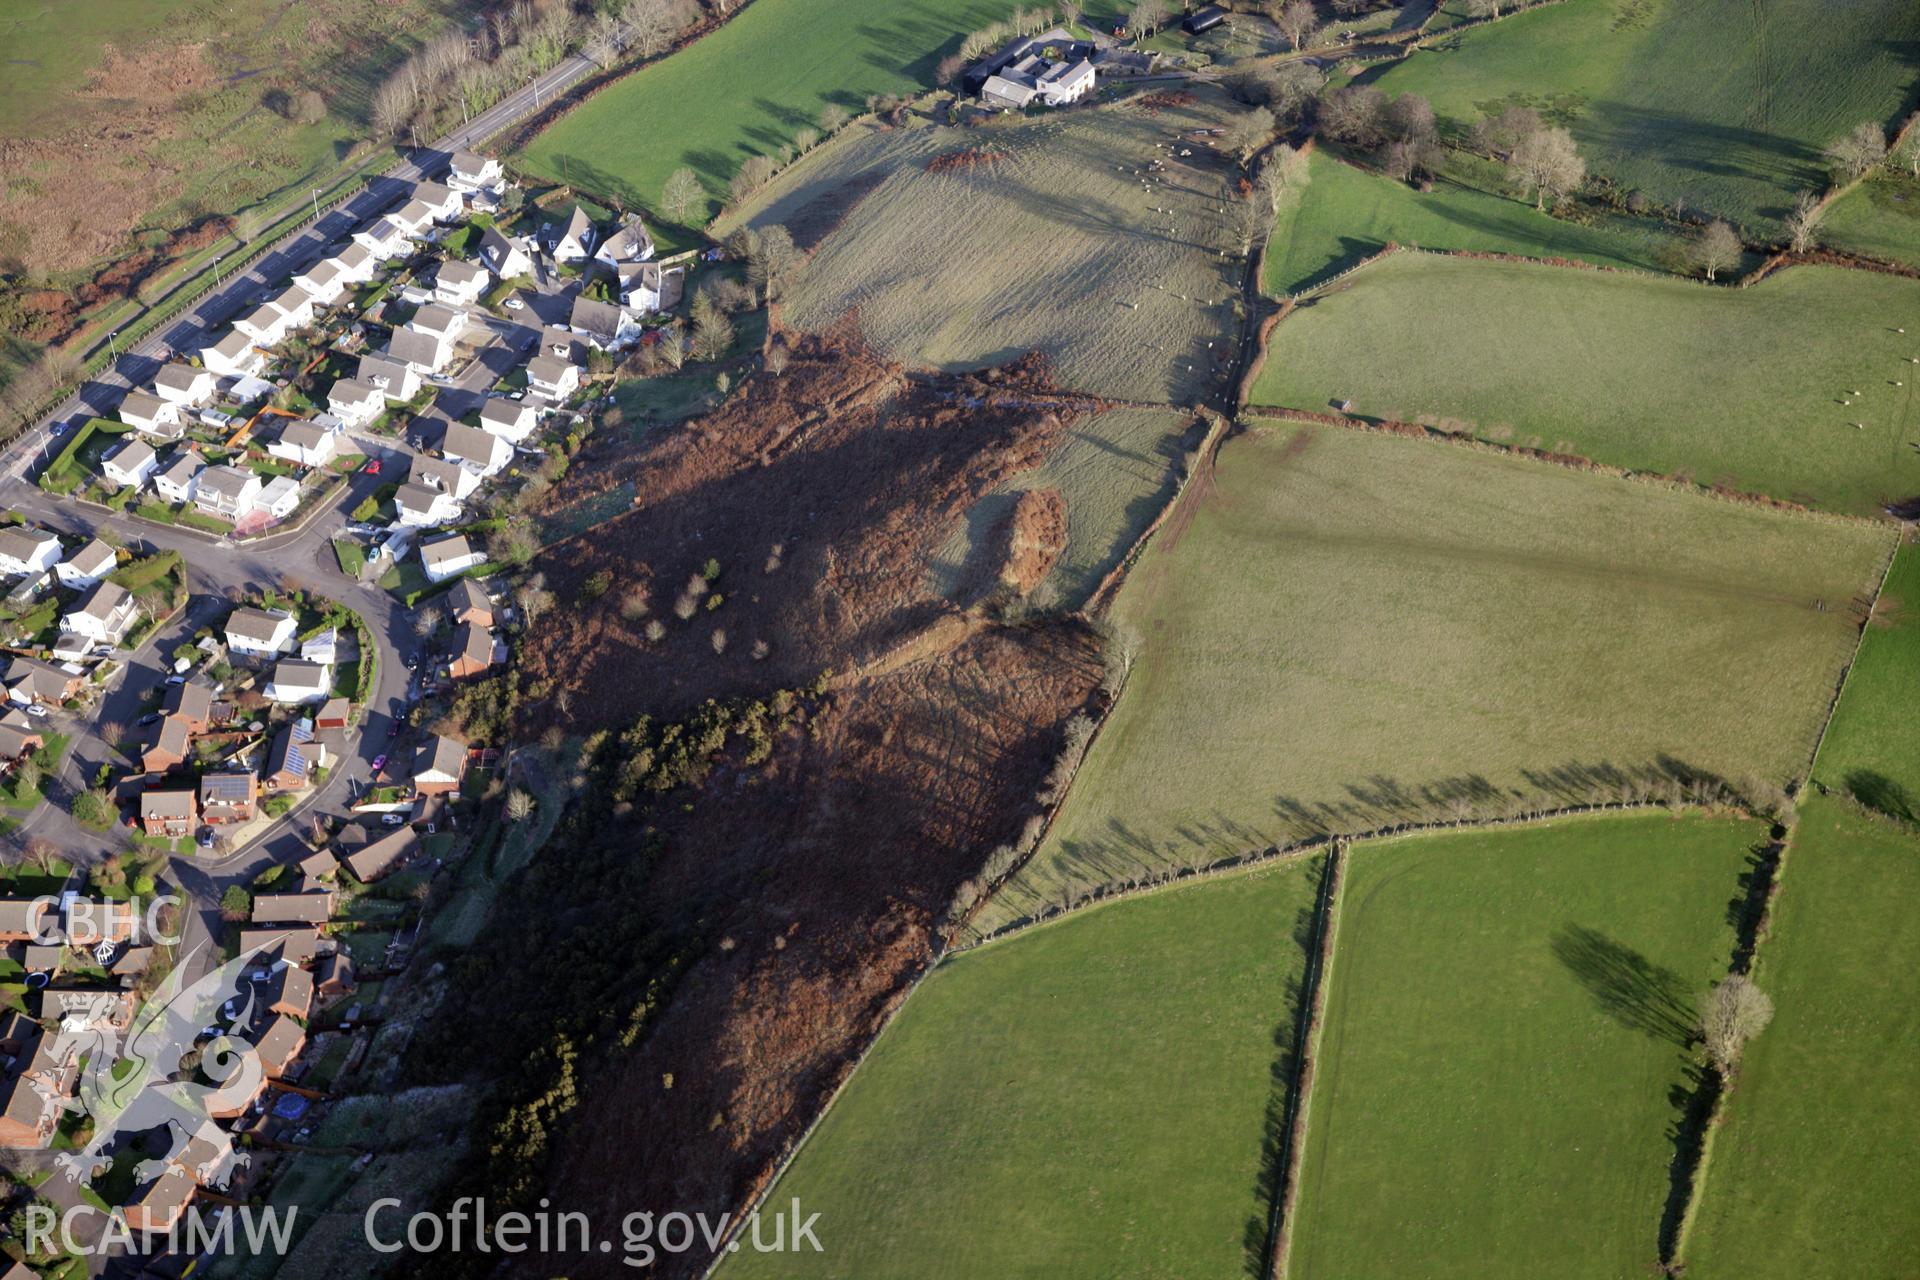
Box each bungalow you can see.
[477,396,537,444]
[268,419,340,469]
[265,659,332,705]
[0,528,62,577]
[316,951,356,1001]
[233,303,296,348]
[549,206,595,263]
[389,325,453,375]
[441,422,511,478]
[527,355,581,401]
[267,964,314,1019]
[477,226,533,278]
[351,216,410,260]
[395,482,461,529]
[142,716,190,775]
[267,285,316,330]
[290,259,347,306]
[412,733,467,796]
[262,719,324,791]
[344,827,419,883]
[327,378,387,428]
[569,296,642,350]
[255,1014,306,1080]
[618,261,685,315]
[139,790,196,839]
[315,697,350,730]
[356,354,422,402]
[251,891,334,926]
[411,303,467,344]
[151,451,204,505]
[55,539,117,590]
[193,466,262,520]
[410,181,464,224]
[5,657,84,707]
[448,578,494,628]
[61,581,138,646]
[448,620,498,680]
[434,260,488,307]
[101,437,159,489]
[412,454,480,500]
[118,391,185,440]
[225,607,297,657]
[199,771,257,825]
[239,927,323,965]
[152,363,217,406]
[257,475,302,521]
[162,679,214,732]
[199,329,265,379]
[448,149,504,195]
[419,533,485,583]
[595,215,655,265]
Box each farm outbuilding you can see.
[1183,5,1227,34]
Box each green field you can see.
[1252,254,1920,516]
[738,88,1243,403]
[1681,797,1920,1276]
[518,0,1025,227]
[1293,813,1760,1279]
[1263,148,1681,295]
[1820,168,1920,269]
[977,424,1887,932]
[720,857,1324,1280]
[1808,542,1920,817]
[1365,0,1920,231]
[929,408,1199,610]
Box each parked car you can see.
[165,675,187,686]
[381,814,406,826]
[49,422,68,438]
[504,297,526,311]
[370,753,388,772]
[363,459,382,475]
[24,705,47,719]
[198,830,215,849]
[138,712,162,727]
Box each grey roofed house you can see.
[411,302,465,339]
[61,538,116,580]
[1091,46,1156,75]
[195,466,256,508]
[105,437,157,473]
[263,719,320,786]
[441,422,503,468]
[527,355,577,391]
[297,848,340,881]
[618,261,685,311]
[239,927,323,964]
[239,303,284,335]
[568,295,627,341]
[436,260,486,293]
[337,242,373,273]
[225,606,293,648]
[409,454,467,494]
[75,581,133,626]
[344,828,420,883]
[251,891,334,926]
[358,354,416,393]
[414,732,466,783]
[330,379,385,410]
[598,216,654,262]
[269,284,312,316]
[0,527,57,567]
[148,716,190,764]
[479,397,532,433]
[162,679,213,724]
[395,482,452,524]
[277,420,332,453]
[394,198,435,229]
[538,326,585,364]
[413,180,457,209]
[6,656,77,704]
[388,326,448,370]
[209,329,254,362]
[153,363,212,399]
[0,717,40,761]
[0,899,51,939]
[154,450,204,492]
[141,790,195,823]
[419,533,477,576]
[477,225,528,274]
[450,149,493,181]
[552,205,594,253]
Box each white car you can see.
[381,813,406,826]
[503,297,526,311]
[23,705,47,720]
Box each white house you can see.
[328,379,386,428]
[301,627,338,665]
[448,150,504,195]
[412,454,480,500]
[267,420,340,470]
[395,482,461,528]
[356,355,421,403]
[537,326,584,365]
[618,262,685,315]
[477,226,533,278]
[549,207,594,263]
[389,327,453,375]
[193,466,262,520]
[225,607,297,658]
[420,534,485,583]
[391,199,437,238]
[441,423,511,478]
[291,260,347,306]
[478,397,537,444]
[411,182,463,224]
[267,286,316,330]
[55,539,117,590]
[200,330,266,378]
[257,475,302,521]
[351,217,410,260]
[1035,58,1095,105]
[60,581,138,646]
[433,261,488,307]
[118,391,185,440]
[332,244,378,286]
[594,216,655,265]
[0,528,63,578]
[233,304,296,347]
[101,438,158,489]
[411,304,468,345]
[151,452,204,505]
[152,364,216,407]
[568,297,642,350]
[527,356,580,401]
[264,659,332,705]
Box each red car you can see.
[363,459,382,475]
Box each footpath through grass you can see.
[1365,0,1920,232]
[978,424,1886,932]
[1292,812,1761,1279]
[1681,795,1920,1276]
[719,857,1324,1280]
[1252,254,1920,516]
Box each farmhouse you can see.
[478,396,537,443]
[967,28,1097,108]
[441,423,512,478]
[139,790,196,840]
[118,391,185,440]
[448,149,504,195]
[569,296,642,350]
[412,734,467,796]
[193,466,262,520]
[434,260,488,306]
[528,356,581,401]
[200,771,258,825]
[61,581,138,646]
[328,378,387,427]
[225,607,297,657]
[54,539,116,590]
[265,659,332,705]
[477,226,533,277]
[199,329,265,378]
[357,354,422,402]
[618,261,685,314]
[100,438,157,488]
[595,216,655,264]
[152,363,216,406]
[152,451,204,504]
[267,420,340,469]
[549,207,596,262]
[420,533,485,583]
[0,528,62,577]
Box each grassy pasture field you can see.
[1365,0,1920,232]
[1251,254,1920,516]
[1807,542,1920,818]
[517,0,1027,227]
[1681,796,1920,1276]
[975,424,1887,933]
[1292,813,1762,1279]
[737,88,1244,404]
[1262,148,1680,295]
[928,407,1201,610]
[719,857,1325,1280]
[1820,168,1920,270]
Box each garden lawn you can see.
[976,424,1887,932]
[719,856,1324,1280]
[1365,0,1920,231]
[1820,168,1920,270]
[517,0,1030,228]
[1681,796,1920,1276]
[1292,813,1761,1280]
[1808,542,1920,817]
[1252,254,1920,516]
[1263,148,1678,295]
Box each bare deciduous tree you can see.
[506,789,534,821]
[660,167,703,225]
[1688,219,1742,281]
[1701,974,1774,1076]
[1786,191,1823,253]
[1269,0,1317,50]
[1129,0,1173,38]
[1825,121,1887,182]
[1508,126,1585,210]
[746,224,800,302]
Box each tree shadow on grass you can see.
[1550,924,1695,1046]
[1242,875,1325,1278]
[1844,769,1916,824]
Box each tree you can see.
[1221,106,1277,166]
[98,720,125,748]
[819,102,851,133]
[1386,93,1436,145]
[291,90,327,125]
[1470,104,1542,158]
[220,886,253,921]
[1318,85,1388,151]
[1688,220,1742,281]
[1895,122,1920,177]
[413,605,444,638]
[584,10,627,67]
[1786,191,1823,253]
[24,838,57,875]
[1508,126,1585,210]
[623,0,687,58]
[1270,0,1317,50]
[72,790,112,828]
[1265,62,1324,125]
[1129,0,1173,38]
[1260,143,1310,208]
[660,167,703,225]
[1701,974,1774,1076]
[506,789,535,821]
[690,298,735,361]
[1825,121,1887,182]
[745,224,800,302]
